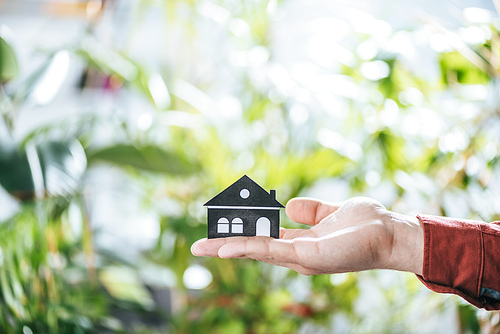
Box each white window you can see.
[217,217,230,233]
[232,218,244,233]
[240,188,250,199]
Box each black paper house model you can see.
[204,175,284,239]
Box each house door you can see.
[256,217,271,236]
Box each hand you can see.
[191,197,423,276]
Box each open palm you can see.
[192,197,422,275]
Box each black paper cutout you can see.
[204,175,283,239]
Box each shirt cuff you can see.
[415,214,490,309]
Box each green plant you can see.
[1,1,499,333]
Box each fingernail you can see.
[191,242,199,256]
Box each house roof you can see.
[204,175,284,208]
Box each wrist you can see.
[385,211,424,275]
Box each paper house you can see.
[204,175,284,239]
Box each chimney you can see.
[270,190,276,199]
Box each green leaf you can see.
[0,139,87,200]
[76,38,171,110]
[86,144,199,174]
[0,141,35,199]
[372,128,407,173]
[10,50,69,106]
[36,140,87,197]
[458,304,481,334]
[440,51,490,85]
[77,37,138,82]
[0,36,18,83]
[99,266,154,309]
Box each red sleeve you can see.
[415,215,500,310]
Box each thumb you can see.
[285,197,340,226]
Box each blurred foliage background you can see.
[0,0,500,333]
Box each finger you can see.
[219,238,322,275]
[191,237,250,257]
[195,237,325,275]
[280,227,316,239]
[191,231,312,257]
[286,197,341,226]
[217,237,300,264]
[218,237,326,267]
[193,236,317,274]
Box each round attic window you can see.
[240,188,250,199]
